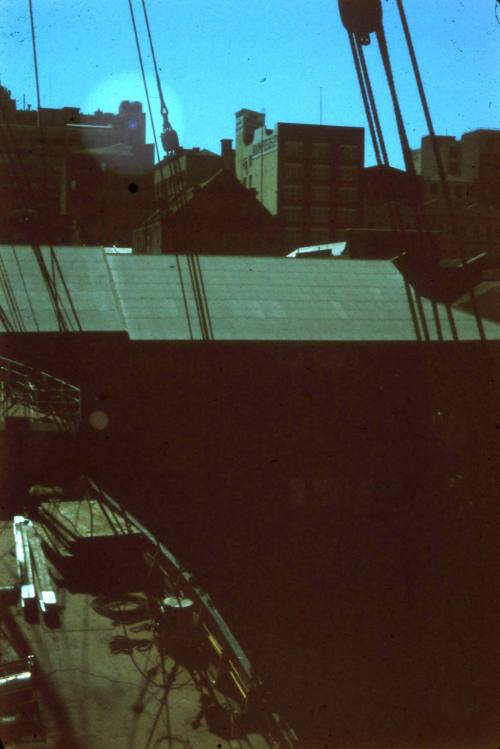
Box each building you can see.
[134,168,282,255]
[410,130,500,262]
[361,165,422,230]
[153,141,235,206]
[235,109,364,250]
[0,84,154,246]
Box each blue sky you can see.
[1,0,499,167]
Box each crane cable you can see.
[394,0,485,340]
[139,0,170,120]
[349,33,404,234]
[27,0,82,332]
[128,0,213,340]
[127,0,163,166]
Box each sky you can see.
[1,0,499,168]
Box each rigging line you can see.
[375,24,432,245]
[0,306,15,332]
[0,272,18,332]
[349,33,402,234]
[395,0,464,261]
[27,0,42,127]
[445,304,459,342]
[49,247,72,331]
[0,127,60,328]
[27,0,51,213]
[395,0,485,342]
[175,255,194,340]
[354,35,406,233]
[375,26,414,175]
[355,38,389,166]
[137,0,189,247]
[186,254,209,340]
[50,248,82,331]
[0,255,24,332]
[349,33,382,166]
[127,0,162,165]
[414,292,431,341]
[430,299,444,342]
[139,0,168,115]
[194,255,214,340]
[403,279,422,341]
[12,245,39,331]
[31,244,67,331]
[28,0,80,330]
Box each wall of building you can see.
[235,109,364,251]
[0,85,154,246]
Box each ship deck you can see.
[0,488,293,749]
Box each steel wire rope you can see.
[3,121,68,335]
[138,0,212,347]
[349,33,382,165]
[348,27,423,339]
[127,0,196,344]
[0,253,24,332]
[395,0,485,341]
[351,33,405,234]
[373,21,445,340]
[137,0,187,215]
[28,0,82,332]
[12,245,39,331]
[0,129,35,331]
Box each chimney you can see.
[220,138,235,173]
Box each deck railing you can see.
[0,356,81,432]
[86,477,299,749]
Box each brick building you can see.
[154,141,235,206]
[0,84,154,246]
[134,168,282,255]
[411,129,500,262]
[235,109,364,250]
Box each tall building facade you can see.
[235,109,364,250]
[0,85,154,245]
[411,129,500,262]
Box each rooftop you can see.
[0,246,498,340]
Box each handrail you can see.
[0,355,81,431]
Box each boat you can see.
[0,354,299,749]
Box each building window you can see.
[337,207,357,226]
[283,205,303,224]
[338,186,357,205]
[284,163,304,182]
[337,165,356,182]
[248,175,252,187]
[311,142,331,161]
[283,140,304,159]
[311,206,331,225]
[311,186,330,203]
[309,228,330,244]
[311,164,330,184]
[285,227,303,247]
[340,144,360,162]
[283,184,303,203]
[243,177,247,187]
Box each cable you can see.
[139,0,168,117]
[27,0,82,331]
[395,0,485,341]
[127,0,163,165]
[12,244,39,331]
